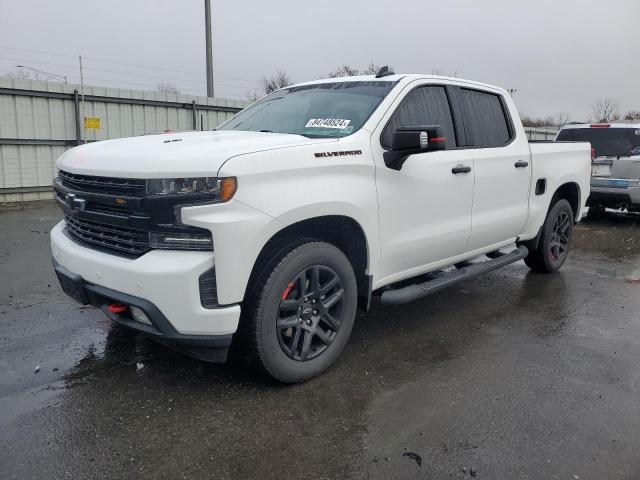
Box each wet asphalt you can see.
[1,202,640,480]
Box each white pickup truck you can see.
[51,70,591,382]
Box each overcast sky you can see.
[0,0,637,121]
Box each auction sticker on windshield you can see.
[305,118,351,129]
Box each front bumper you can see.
[51,220,241,342]
[53,260,233,362]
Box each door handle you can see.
[515,160,529,168]
[452,165,472,174]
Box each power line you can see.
[83,65,258,86]
[60,73,248,96]
[0,56,259,90]
[0,45,204,77]
[0,45,260,83]
[0,55,76,69]
[0,45,77,58]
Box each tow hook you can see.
[107,303,128,314]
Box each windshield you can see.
[556,127,640,157]
[218,81,398,138]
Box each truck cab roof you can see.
[288,74,509,96]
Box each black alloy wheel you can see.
[524,198,574,273]
[277,265,345,361]
[242,239,357,383]
[548,209,571,265]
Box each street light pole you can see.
[204,0,214,98]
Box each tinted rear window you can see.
[457,89,512,148]
[556,128,640,157]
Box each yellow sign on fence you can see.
[84,117,101,129]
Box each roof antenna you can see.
[375,66,395,78]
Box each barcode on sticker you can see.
[305,118,351,129]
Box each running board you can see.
[380,246,529,306]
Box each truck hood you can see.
[56,130,335,178]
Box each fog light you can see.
[130,306,152,325]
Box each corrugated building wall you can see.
[0,78,246,202]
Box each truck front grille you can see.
[64,214,150,256]
[56,170,213,258]
[58,170,146,197]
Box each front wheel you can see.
[243,240,358,383]
[524,198,574,273]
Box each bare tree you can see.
[521,115,556,128]
[591,98,620,123]
[624,110,640,121]
[244,70,291,102]
[328,65,360,78]
[552,112,570,127]
[327,63,386,78]
[362,62,381,75]
[430,67,459,77]
[157,82,180,94]
[246,89,261,103]
[261,70,291,94]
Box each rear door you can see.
[454,87,531,250]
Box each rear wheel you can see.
[524,199,574,273]
[243,240,357,383]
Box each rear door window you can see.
[457,89,512,148]
[381,86,456,149]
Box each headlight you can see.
[146,177,237,202]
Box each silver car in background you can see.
[556,123,640,213]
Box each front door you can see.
[373,84,475,284]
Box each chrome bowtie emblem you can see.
[65,193,87,211]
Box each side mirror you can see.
[385,125,447,170]
[392,125,447,152]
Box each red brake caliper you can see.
[281,281,295,300]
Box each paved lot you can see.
[1,202,639,479]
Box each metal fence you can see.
[525,127,559,141]
[0,78,247,202]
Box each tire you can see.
[242,239,358,383]
[524,198,574,273]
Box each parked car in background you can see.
[556,123,640,213]
[51,71,591,382]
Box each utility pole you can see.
[79,55,86,143]
[204,0,214,98]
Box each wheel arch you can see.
[245,215,372,311]
[551,181,581,221]
[518,181,581,252]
